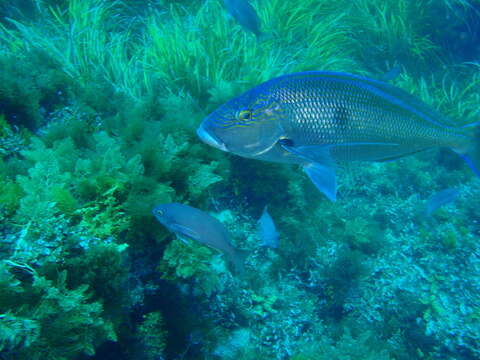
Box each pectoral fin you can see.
[176,235,191,244]
[303,162,337,201]
[169,223,201,242]
[279,140,334,165]
[279,140,337,201]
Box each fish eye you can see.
[156,209,164,216]
[238,110,252,122]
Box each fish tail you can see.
[458,121,480,177]
[256,32,273,42]
[230,248,249,276]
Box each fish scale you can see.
[267,73,464,161]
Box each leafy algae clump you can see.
[0,263,116,359]
[136,311,167,360]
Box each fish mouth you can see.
[197,124,228,152]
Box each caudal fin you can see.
[460,123,480,177]
[229,248,249,277]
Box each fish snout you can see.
[197,124,228,152]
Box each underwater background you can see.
[0,0,479,359]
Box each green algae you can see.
[0,0,479,359]
[136,311,167,360]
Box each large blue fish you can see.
[197,71,480,201]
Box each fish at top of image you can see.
[222,0,262,38]
[197,71,480,201]
[152,203,248,275]
[378,64,402,82]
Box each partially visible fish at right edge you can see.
[424,188,461,216]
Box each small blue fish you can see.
[153,203,247,274]
[257,206,279,248]
[223,0,262,37]
[379,64,402,82]
[425,188,460,216]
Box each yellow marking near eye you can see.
[239,110,252,122]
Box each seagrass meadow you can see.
[0,0,479,359]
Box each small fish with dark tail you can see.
[197,71,480,201]
[152,203,247,274]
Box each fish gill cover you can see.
[0,0,479,359]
